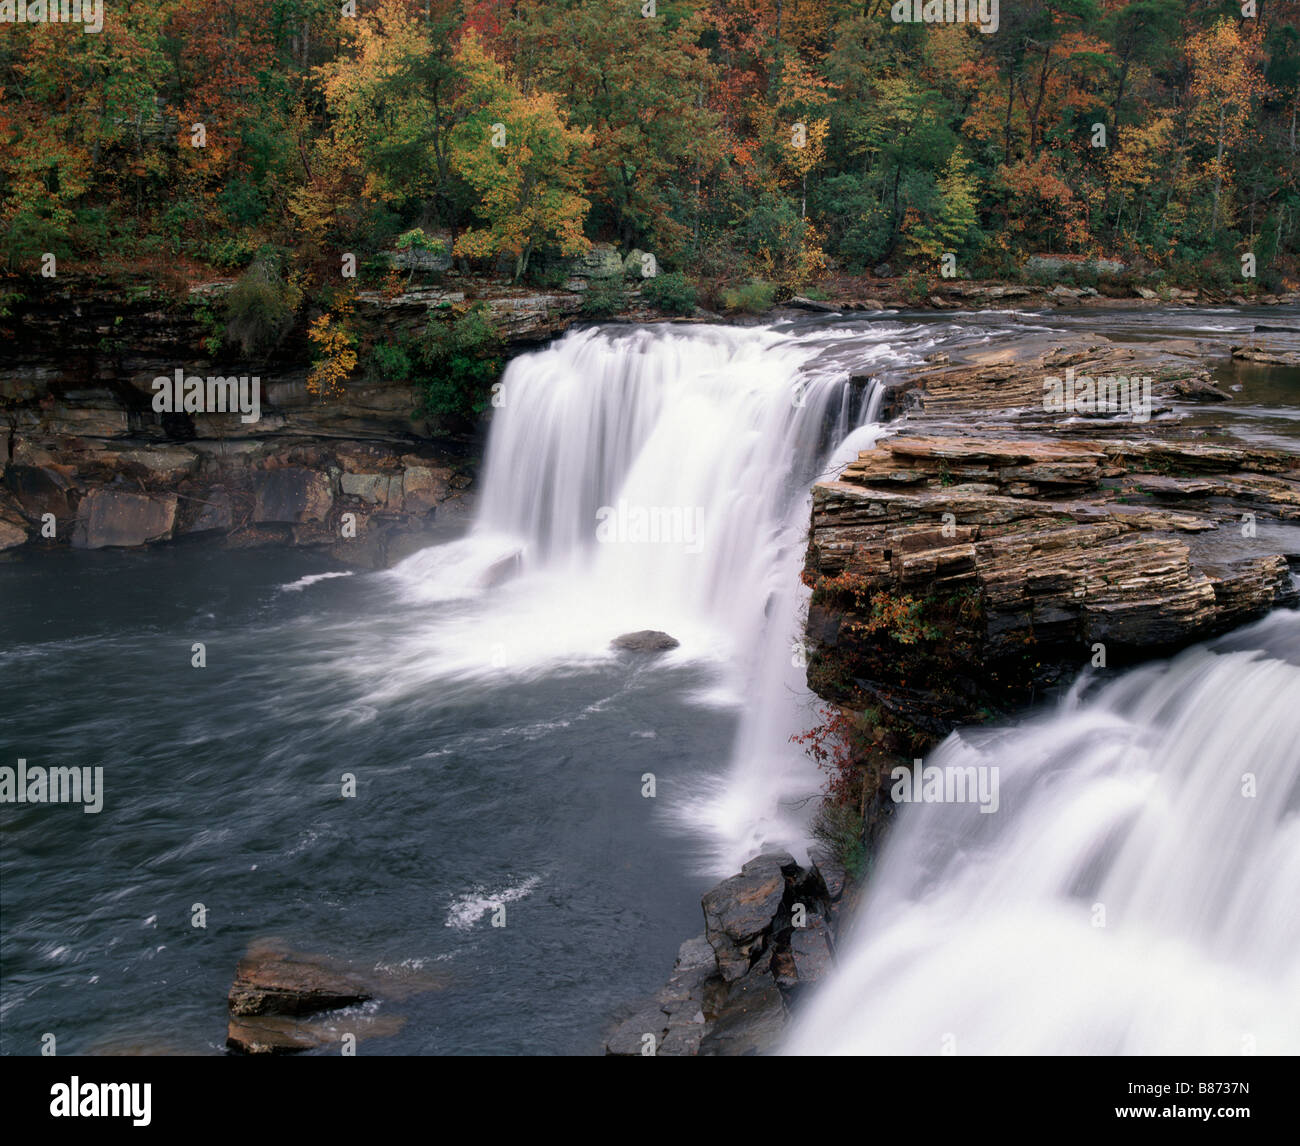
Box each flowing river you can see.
[1,308,1296,1054]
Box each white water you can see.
[786,609,1300,1055]
[391,322,919,875]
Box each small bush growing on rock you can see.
[580,279,626,318]
[642,271,697,315]
[225,254,300,355]
[720,279,775,314]
[811,801,868,881]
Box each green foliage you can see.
[811,801,867,881]
[415,303,503,422]
[720,280,776,314]
[579,280,626,318]
[224,255,300,357]
[641,271,697,315]
[367,339,413,383]
[202,236,259,272]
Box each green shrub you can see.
[416,303,503,421]
[203,236,258,271]
[642,271,697,315]
[811,801,867,881]
[224,255,299,356]
[580,279,626,318]
[368,339,413,382]
[720,279,775,314]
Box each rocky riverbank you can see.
[603,848,847,1056]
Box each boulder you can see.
[568,243,625,280]
[252,467,332,524]
[72,489,177,549]
[611,630,680,652]
[702,851,791,981]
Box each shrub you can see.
[203,235,258,271]
[811,801,868,881]
[580,279,626,318]
[367,339,412,382]
[642,271,697,315]
[720,279,776,314]
[224,254,299,356]
[416,302,503,421]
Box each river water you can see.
[2,307,1296,1055]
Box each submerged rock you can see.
[224,938,443,1055]
[228,940,372,1018]
[610,630,680,652]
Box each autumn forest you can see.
[2,0,1299,301]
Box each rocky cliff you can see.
[800,338,1300,857]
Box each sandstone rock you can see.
[0,517,28,549]
[72,489,177,549]
[3,464,74,523]
[340,471,396,505]
[183,487,233,534]
[252,467,332,524]
[228,942,372,1018]
[400,464,451,514]
[568,243,624,280]
[611,630,680,652]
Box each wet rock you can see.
[789,915,835,984]
[72,489,177,549]
[611,630,680,652]
[228,941,372,1017]
[605,1006,671,1056]
[697,966,788,1056]
[702,851,792,981]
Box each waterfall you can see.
[391,321,913,876]
[785,609,1300,1055]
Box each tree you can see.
[448,31,592,280]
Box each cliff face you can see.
[0,275,581,563]
[801,343,1300,791]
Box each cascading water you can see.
[391,321,910,875]
[785,608,1300,1055]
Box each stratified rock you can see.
[610,630,680,652]
[227,941,372,1018]
[702,851,791,981]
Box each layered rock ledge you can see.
[802,340,1300,794]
